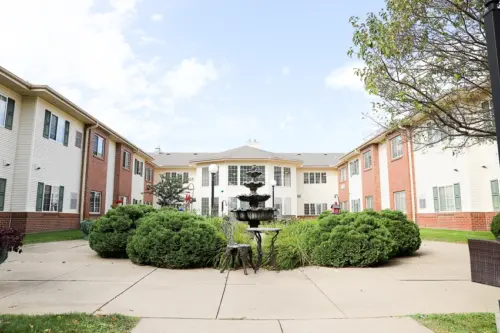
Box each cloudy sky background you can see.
[0,0,386,153]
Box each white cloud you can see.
[151,13,163,21]
[0,0,219,151]
[281,66,290,76]
[164,58,218,99]
[140,35,165,44]
[279,114,295,130]
[325,62,365,91]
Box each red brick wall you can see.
[418,212,496,231]
[361,144,381,210]
[338,163,349,210]
[144,162,154,204]
[83,127,109,219]
[387,132,413,219]
[0,212,79,233]
[114,143,133,204]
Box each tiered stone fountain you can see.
[231,165,276,227]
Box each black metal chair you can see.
[220,216,256,275]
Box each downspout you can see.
[79,122,99,221]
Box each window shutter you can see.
[5,98,15,130]
[58,186,64,212]
[432,186,439,212]
[453,183,461,211]
[43,110,51,138]
[36,182,44,211]
[0,178,6,211]
[63,121,70,146]
[491,180,500,210]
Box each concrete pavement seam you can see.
[92,267,158,314]
[300,269,348,319]
[215,270,230,319]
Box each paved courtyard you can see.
[0,240,499,332]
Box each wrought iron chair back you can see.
[221,216,237,245]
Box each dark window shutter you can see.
[432,187,439,212]
[453,183,461,211]
[36,182,44,211]
[58,186,64,212]
[141,162,144,176]
[5,98,15,130]
[43,110,51,138]
[0,178,6,211]
[63,121,70,146]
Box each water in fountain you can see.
[231,165,277,228]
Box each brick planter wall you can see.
[0,212,79,233]
[417,212,496,231]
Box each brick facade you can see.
[361,144,381,210]
[0,212,79,233]
[387,132,414,219]
[144,162,154,205]
[417,212,495,231]
[338,163,349,210]
[114,143,133,204]
[83,127,109,219]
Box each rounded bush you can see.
[127,211,224,269]
[311,214,395,267]
[376,210,421,256]
[80,220,93,239]
[491,214,500,238]
[89,214,134,258]
[318,210,332,220]
[88,204,157,258]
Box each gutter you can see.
[406,128,417,223]
[79,122,99,220]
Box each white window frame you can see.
[349,159,359,176]
[284,167,291,187]
[70,192,78,210]
[122,151,131,169]
[438,186,454,212]
[365,195,374,209]
[228,166,238,186]
[42,185,60,212]
[75,131,83,148]
[145,167,153,182]
[340,167,347,182]
[391,135,403,159]
[90,191,101,214]
[363,151,372,170]
[274,166,283,186]
[394,190,406,213]
[201,197,209,215]
[0,94,7,128]
[93,134,105,158]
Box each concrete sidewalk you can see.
[0,240,498,332]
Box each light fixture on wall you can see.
[453,168,459,172]
[2,161,10,167]
[34,164,41,170]
[482,165,487,169]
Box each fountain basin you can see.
[231,208,276,223]
[236,194,271,203]
[242,180,265,191]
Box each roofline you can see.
[0,66,153,161]
[189,157,304,164]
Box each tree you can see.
[349,0,494,152]
[146,174,188,207]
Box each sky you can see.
[0,0,386,154]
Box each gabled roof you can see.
[151,145,344,168]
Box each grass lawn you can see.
[23,229,85,245]
[420,228,495,243]
[413,313,496,333]
[0,313,139,333]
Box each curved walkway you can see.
[0,240,498,332]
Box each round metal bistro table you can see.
[246,227,281,272]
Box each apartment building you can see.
[0,67,154,233]
[151,144,342,217]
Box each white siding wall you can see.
[413,145,472,213]
[348,156,363,210]
[0,85,22,212]
[297,168,337,216]
[132,154,145,203]
[378,142,390,209]
[105,140,116,212]
[28,98,84,213]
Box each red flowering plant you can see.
[0,227,24,254]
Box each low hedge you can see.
[127,210,224,268]
[491,214,500,238]
[89,204,156,258]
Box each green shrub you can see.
[127,211,224,268]
[89,204,157,258]
[80,220,94,239]
[377,210,421,256]
[311,213,395,267]
[318,210,332,220]
[491,214,500,238]
[263,220,318,270]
